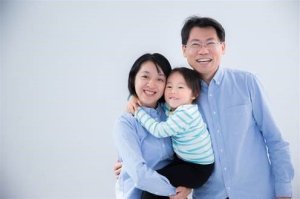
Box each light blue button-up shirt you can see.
[113,105,176,199]
[193,67,294,199]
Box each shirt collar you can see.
[141,104,164,116]
[200,66,224,87]
[212,66,224,85]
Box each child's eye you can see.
[141,75,148,79]
[166,85,172,88]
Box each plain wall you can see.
[1,1,299,198]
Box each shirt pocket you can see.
[223,103,254,134]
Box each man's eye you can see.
[207,41,216,46]
[191,43,200,47]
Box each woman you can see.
[131,67,214,199]
[113,53,190,199]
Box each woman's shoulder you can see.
[115,112,135,125]
[113,112,138,137]
[114,112,149,140]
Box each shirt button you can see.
[213,111,216,115]
[209,93,213,97]
[220,149,223,153]
[224,167,227,171]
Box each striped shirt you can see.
[135,104,214,165]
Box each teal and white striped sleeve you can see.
[134,106,194,138]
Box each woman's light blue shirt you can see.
[192,67,294,199]
[113,105,176,199]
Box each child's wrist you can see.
[134,106,141,117]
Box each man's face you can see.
[182,27,225,82]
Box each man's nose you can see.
[196,46,209,54]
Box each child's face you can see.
[164,72,196,110]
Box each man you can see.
[180,16,294,199]
[115,16,294,199]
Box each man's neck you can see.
[200,67,219,85]
[201,73,215,85]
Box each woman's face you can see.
[134,61,166,108]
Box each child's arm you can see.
[126,95,141,114]
[135,106,194,138]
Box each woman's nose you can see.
[147,79,155,87]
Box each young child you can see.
[130,67,215,199]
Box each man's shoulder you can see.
[223,67,253,76]
[220,67,261,89]
[222,67,256,80]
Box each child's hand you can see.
[126,95,140,114]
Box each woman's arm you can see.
[113,115,176,196]
[113,162,191,199]
[170,186,192,199]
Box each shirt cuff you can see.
[275,182,293,197]
[134,107,141,118]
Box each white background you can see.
[1,1,299,198]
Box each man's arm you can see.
[113,160,122,178]
[249,74,294,197]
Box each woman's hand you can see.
[126,95,140,114]
[113,161,122,178]
[169,186,192,199]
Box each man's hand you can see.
[113,161,122,178]
[126,95,140,114]
[169,186,192,199]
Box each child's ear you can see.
[192,93,199,100]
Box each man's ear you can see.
[221,42,226,55]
